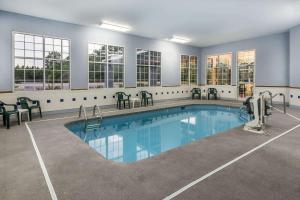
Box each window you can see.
[189,56,197,85]
[88,44,106,88]
[137,49,149,87]
[237,50,255,98]
[88,43,124,88]
[150,51,161,86]
[137,49,161,87]
[206,53,232,85]
[180,55,189,85]
[108,45,124,88]
[45,37,70,90]
[180,55,198,85]
[14,32,70,91]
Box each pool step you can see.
[239,106,251,122]
[85,123,101,130]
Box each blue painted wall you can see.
[0,11,201,91]
[0,10,298,91]
[289,25,300,87]
[199,33,290,86]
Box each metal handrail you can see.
[79,105,102,131]
[93,104,103,120]
[79,105,87,119]
[260,90,273,107]
[271,93,286,114]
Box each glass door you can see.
[237,50,255,99]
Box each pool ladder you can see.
[79,105,103,131]
[239,91,287,122]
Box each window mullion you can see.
[106,45,108,88]
[148,51,150,87]
[43,37,45,90]
[188,56,190,85]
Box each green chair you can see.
[116,92,131,109]
[140,91,153,106]
[191,88,201,99]
[17,97,42,121]
[207,88,218,100]
[0,101,20,129]
[0,104,5,126]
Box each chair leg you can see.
[6,116,10,129]
[29,109,32,121]
[2,115,6,126]
[17,113,20,125]
[39,107,42,118]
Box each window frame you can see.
[180,55,198,86]
[87,42,125,89]
[205,52,232,86]
[12,31,71,92]
[236,49,256,98]
[136,48,162,87]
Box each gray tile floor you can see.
[1,100,300,200]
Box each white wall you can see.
[0,86,194,112]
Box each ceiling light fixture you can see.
[169,35,191,44]
[99,21,131,32]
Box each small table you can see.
[18,109,30,122]
[201,92,207,100]
[131,97,141,108]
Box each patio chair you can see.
[140,91,153,106]
[116,92,131,109]
[191,88,201,99]
[0,101,20,129]
[0,103,5,126]
[207,88,218,100]
[17,97,42,121]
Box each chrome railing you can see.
[271,93,286,114]
[260,90,273,107]
[79,105,102,131]
[259,91,286,114]
[79,105,87,119]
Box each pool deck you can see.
[1,99,300,200]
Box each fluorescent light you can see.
[100,21,131,32]
[169,35,190,43]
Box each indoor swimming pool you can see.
[66,105,248,163]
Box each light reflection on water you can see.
[66,105,247,163]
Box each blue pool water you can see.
[66,105,247,163]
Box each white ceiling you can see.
[1,0,300,47]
